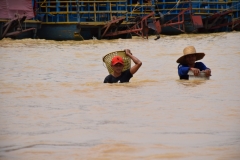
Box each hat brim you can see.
[176,53,205,64]
[112,61,124,66]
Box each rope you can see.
[220,2,240,12]
[205,2,240,17]
[130,1,140,17]
[129,1,155,17]
[165,0,181,15]
[40,0,47,7]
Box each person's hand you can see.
[124,49,132,56]
[204,69,211,76]
[190,67,200,76]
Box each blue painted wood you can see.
[28,0,240,40]
[37,24,92,40]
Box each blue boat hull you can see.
[37,24,94,40]
[1,0,239,40]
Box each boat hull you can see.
[0,21,41,39]
[0,0,239,40]
[37,24,93,40]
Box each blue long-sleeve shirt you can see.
[178,62,210,80]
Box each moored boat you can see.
[0,0,239,40]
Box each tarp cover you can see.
[0,0,34,19]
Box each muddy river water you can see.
[0,32,240,160]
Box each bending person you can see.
[177,46,211,80]
[104,49,142,83]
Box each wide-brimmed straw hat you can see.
[176,46,205,64]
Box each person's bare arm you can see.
[190,67,200,76]
[125,49,142,75]
[204,69,211,76]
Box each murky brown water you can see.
[0,32,240,160]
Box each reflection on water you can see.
[0,32,240,160]
[177,80,207,87]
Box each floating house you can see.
[0,0,239,40]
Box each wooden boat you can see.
[0,0,239,40]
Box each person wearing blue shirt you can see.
[176,46,211,80]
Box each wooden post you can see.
[46,1,48,22]
[110,2,112,20]
[94,2,96,22]
[67,2,69,22]
[77,0,80,23]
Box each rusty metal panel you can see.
[0,0,34,19]
[192,15,203,28]
[154,20,161,34]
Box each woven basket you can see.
[103,51,131,74]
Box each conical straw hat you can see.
[176,46,205,64]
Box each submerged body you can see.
[104,69,132,83]
[104,49,142,83]
[178,62,210,80]
[176,46,211,80]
